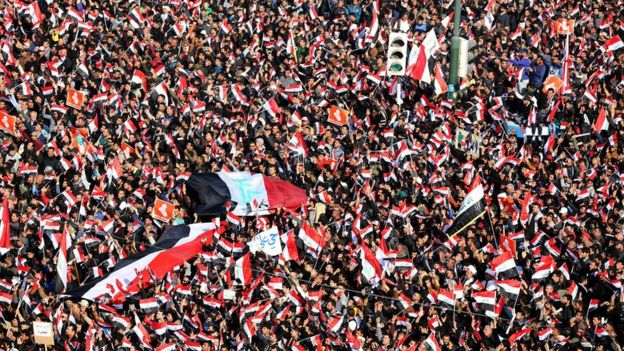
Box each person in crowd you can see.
[0,0,622,350]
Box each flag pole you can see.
[448,211,487,239]
[552,129,568,155]
[505,293,520,334]
[317,254,332,272]
[478,169,498,248]
[485,207,499,249]
[452,296,457,325]
[312,245,321,271]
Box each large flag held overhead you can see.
[185,172,308,216]
[65,223,218,300]
[445,180,487,237]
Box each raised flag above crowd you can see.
[0,0,622,350]
[185,171,308,216]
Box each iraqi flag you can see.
[544,133,555,154]
[568,281,579,300]
[51,105,68,115]
[106,157,123,181]
[298,222,325,252]
[219,19,232,34]
[282,230,300,262]
[287,131,308,157]
[65,223,218,300]
[67,7,83,22]
[593,107,609,133]
[309,5,319,21]
[56,225,71,292]
[360,243,383,286]
[61,188,78,207]
[127,7,145,29]
[588,299,599,313]
[0,198,10,255]
[491,251,517,277]
[473,290,496,307]
[602,35,624,52]
[496,279,521,299]
[509,26,522,40]
[509,328,533,345]
[132,317,152,349]
[262,97,280,118]
[148,82,169,106]
[433,63,448,95]
[0,291,11,304]
[185,172,308,216]
[139,298,159,313]
[152,64,166,77]
[328,315,344,333]
[234,253,252,285]
[538,327,553,341]
[24,1,44,29]
[231,84,250,106]
[131,70,148,91]
[286,31,297,57]
[437,289,455,306]
[243,319,255,341]
[422,332,442,351]
[532,257,554,280]
[156,343,176,351]
[594,327,609,338]
[444,180,486,237]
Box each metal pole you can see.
[448,0,462,101]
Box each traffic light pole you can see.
[448,0,462,101]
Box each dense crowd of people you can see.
[0,0,623,350]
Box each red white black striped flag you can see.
[65,223,218,300]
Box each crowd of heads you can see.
[0,0,623,350]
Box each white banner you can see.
[249,227,282,256]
